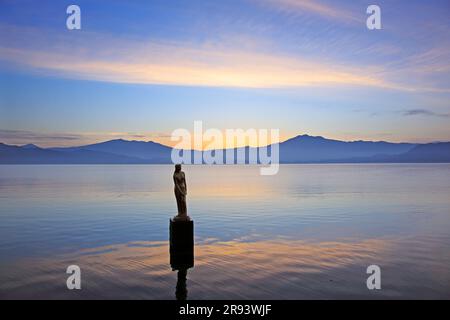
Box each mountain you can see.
[0,142,147,164]
[358,142,450,163]
[279,135,415,163]
[400,142,450,162]
[21,143,40,149]
[51,139,172,163]
[1,135,449,164]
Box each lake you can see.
[0,164,449,299]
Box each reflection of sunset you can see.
[1,238,393,299]
[65,238,390,273]
[196,239,389,272]
[3,232,450,299]
[190,167,274,199]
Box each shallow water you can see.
[0,164,449,299]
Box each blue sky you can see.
[0,0,449,147]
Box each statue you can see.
[173,164,190,221]
[170,164,194,299]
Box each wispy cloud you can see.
[0,129,174,148]
[380,47,450,91]
[0,23,449,92]
[255,0,361,23]
[0,24,405,91]
[0,47,390,89]
[402,109,449,118]
[0,130,84,147]
[0,129,82,142]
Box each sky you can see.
[0,0,449,147]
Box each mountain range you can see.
[1,134,450,164]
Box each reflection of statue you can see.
[173,164,189,221]
[176,269,188,300]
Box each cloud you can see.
[255,0,361,24]
[402,109,449,118]
[0,129,82,142]
[0,129,176,148]
[0,24,448,92]
[0,24,400,91]
[0,45,387,90]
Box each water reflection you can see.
[176,269,188,300]
[1,165,450,299]
[3,236,449,299]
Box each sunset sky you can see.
[1,0,449,147]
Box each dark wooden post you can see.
[169,219,194,270]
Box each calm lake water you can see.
[1,164,449,299]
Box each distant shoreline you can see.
[2,162,450,165]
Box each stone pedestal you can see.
[169,219,194,270]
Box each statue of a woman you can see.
[173,164,189,221]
